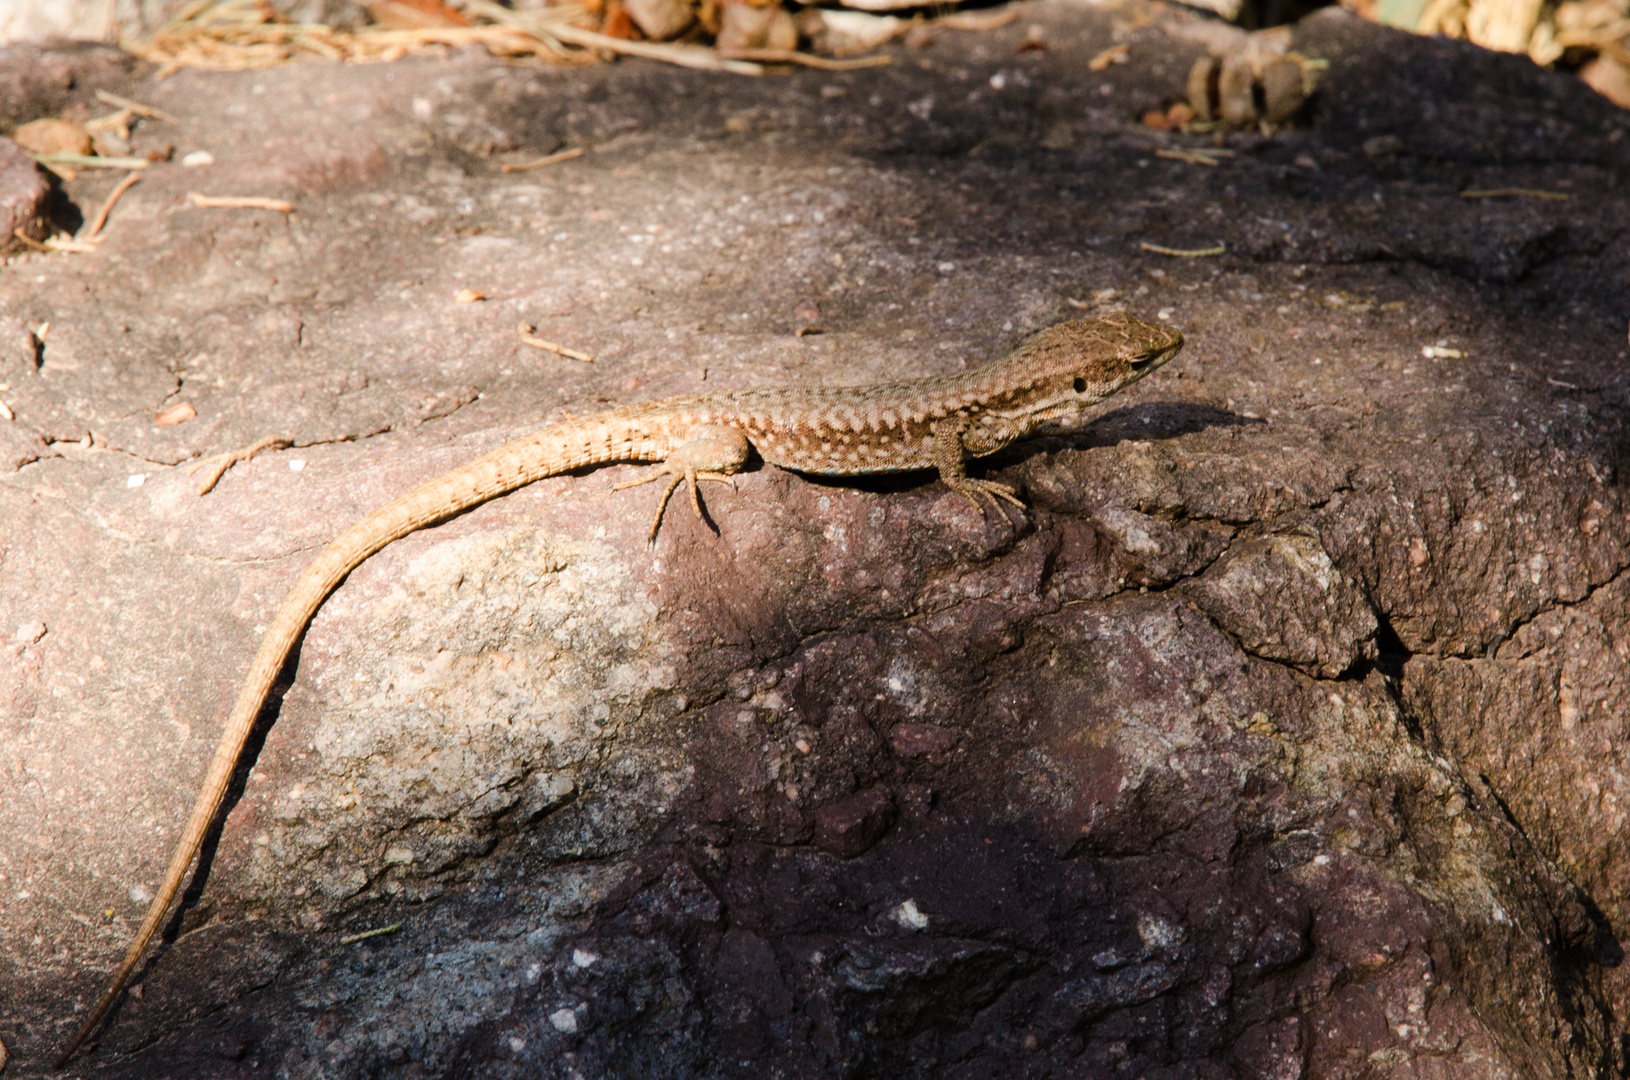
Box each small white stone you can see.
[126,473,146,488]
[572,947,599,968]
[181,150,214,167]
[892,899,929,930]
[14,620,45,644]
[288,459,306,472]
[548,1008,579,1033]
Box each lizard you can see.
[58,312,1183,1065]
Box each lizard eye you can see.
[1072,377,1087,393]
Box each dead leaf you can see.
[12,118,93,157]
[1088,43,1129,70]
[600,1,642,40]
[364,0,468,29]
[155,401,197,425]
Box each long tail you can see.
[58,418,659,1065]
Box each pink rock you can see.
[0,137,48,253]
[889,722,958,757]
[814,787,895,857]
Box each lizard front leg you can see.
[932,420,1026,517]
[613,424,752,541]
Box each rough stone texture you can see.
[0,6,1627,1078]
[0,137,48,255]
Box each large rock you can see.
[0,137,47,253]
[1,9,1628,1078]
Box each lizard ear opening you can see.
[1072,377,1087,393]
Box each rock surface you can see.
[0,138,48,255]
[0,6,1627,1078]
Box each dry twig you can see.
[517,323,595,362]
[501,146,586,172]
[187,436,293,494]
[84,173,142,241]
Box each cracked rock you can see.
[1185,532,1378,678]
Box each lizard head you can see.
[985,312,1184,428]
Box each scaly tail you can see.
[58,416,665,1066]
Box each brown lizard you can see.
[59,312,1182,1064]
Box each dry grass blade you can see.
[715,48,892,69]
[547,25,764,73]
[94,89,180,124]
[501,147,586,172]
[29,153,149,170]
[339,923,402,945]
[45,236,101,253]
[1155,148,1232,166]
[1139,241,1227,257]
[189,193,294,211]
[353,25,556,56]
[935,8,1022,30]
[1459,187,1570,200]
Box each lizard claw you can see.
[946,477,1026,522]
[617,466,737,544]
[647,473,686,544]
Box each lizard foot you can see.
[187,436,293,495]
[614,463,736,543]
[945,476,1026,520]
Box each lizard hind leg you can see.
[610,425,751,542]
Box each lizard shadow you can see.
[789,401,1252,498]
[108,662,295,1024]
